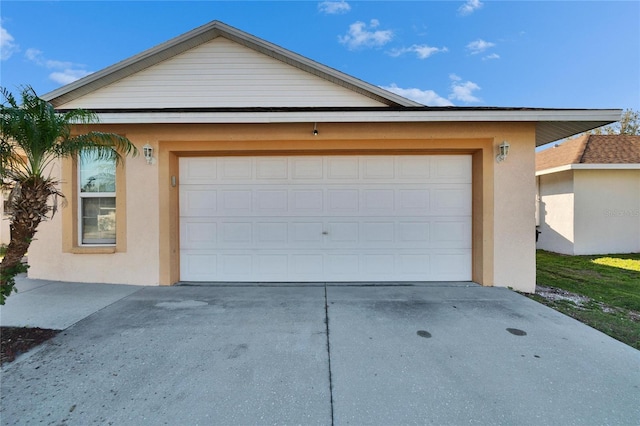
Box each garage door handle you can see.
[322,231,329,235]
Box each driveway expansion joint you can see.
[324,283,335,426]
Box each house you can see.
[1,190,9,246]
[536,134,640,255]
[28,21,620,293]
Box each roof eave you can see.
[60,107,620,146]
[536,163,640,176]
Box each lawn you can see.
[531,250,640,350]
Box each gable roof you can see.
[42,21,420,108]
[41,20,622,147]
[536,134,640,172]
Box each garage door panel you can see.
[327,190,359,213]
[180,188,217,217]
[398,222,430,244]
[361,222,395,243]
[292,158,324,179]
[397,157,431,179]
[362,189,395,211]
[221,222,253,244]
[327,157,359,180]
[398,189,430,212]
[432,187,472,215]
[179,155,472,282]
[179,157,218,184]
[256,158,288,179]
[181,252,218,281]
[181,219,218,249]
[432,221,472,247]
[256,254,288,276]
[290,222,324,245]
[363,157,395,179]
[256,222,288,244]
[221,190,252,212]
[433,156,472,182]
[221,254,253,276]
[290,190,324,213]
[327,222,358,244]
[254,190,288,213]
[291,254,324,276]
[221,158,253,180]
[432,253,472,280]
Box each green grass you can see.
[534,250,640,350]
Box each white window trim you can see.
[77,156,117,247]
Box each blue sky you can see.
[1,1,639,111]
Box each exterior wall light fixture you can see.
[496,141,510,163]
[313,123,318,136]
[143,144,154,165]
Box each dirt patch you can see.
[535,285,591,306]
[1,327,59,365]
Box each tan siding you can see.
[59,38,386,109]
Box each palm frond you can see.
[1,85,138,178]
[58,132,138,164]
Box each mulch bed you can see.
[1,326,59,365]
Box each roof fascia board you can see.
[536,163,640,176]
[85,108,620,146]
[86,108,621,123]
[41,21,419,108]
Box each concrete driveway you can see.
[1,279,639,425]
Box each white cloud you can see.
[0,24,19,60]
[318,1,351,14]
[483,53,500,61]
[458,0,483,16]
[381,83,453,106]
[49,69,92,85]
[338,20,393,50]
[388,44,448,59]
[25,47,91,85]
[448,75,481,103]
[467,39,495,54]
[25,48,42,62]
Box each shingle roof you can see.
[536,134,640,171]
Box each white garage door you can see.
[179,155,472,282]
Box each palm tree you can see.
[0,86,137,304]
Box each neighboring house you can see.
[28,21,620,293]
[536,134,640,255]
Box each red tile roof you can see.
[536,134,640,172]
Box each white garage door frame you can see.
[179,155,472,282]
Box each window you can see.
[78,151,116,245]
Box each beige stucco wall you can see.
[537,171,575,254]
[574,169,640,255]
[28,152,162,285]
[27,121,538,292]
[492,130,537,293]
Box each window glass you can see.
[80,154,115,193]
[79,152,117,245]
[81,197,116,244]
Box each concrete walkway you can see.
[1,277,639,425]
